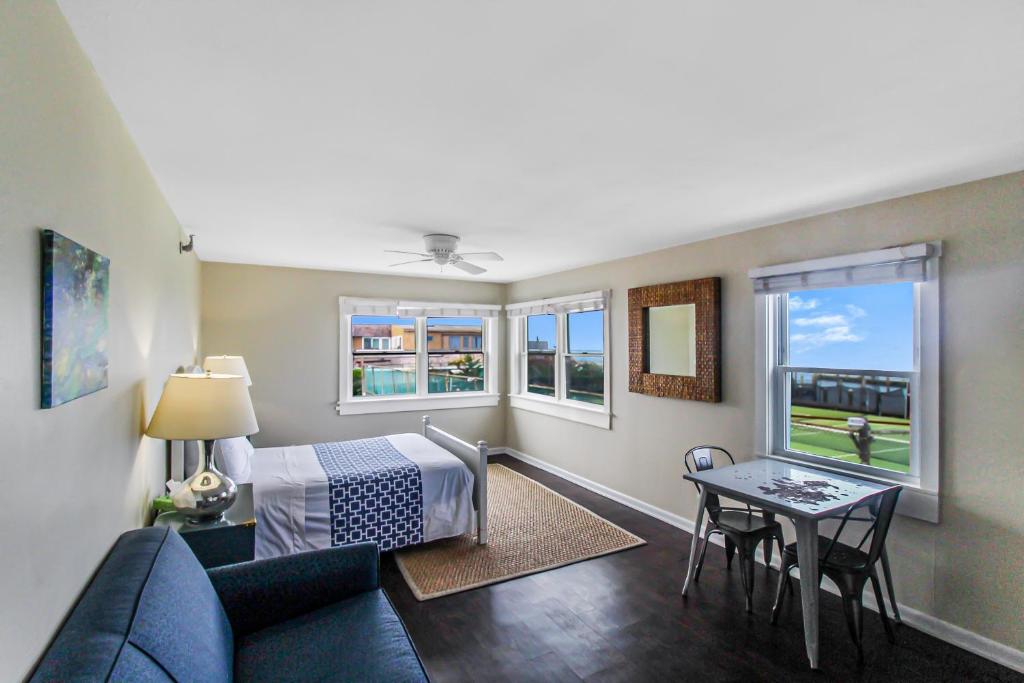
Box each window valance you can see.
[505,290,609,316]
[339,297,501,318]
[748,243,937,294]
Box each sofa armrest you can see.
[207,542,379,636]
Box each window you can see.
[508,291,610,428]
[566,310,605,406]
[427,317,484,394]
[780,283,913,474]
[526,314,556,396]
[339,299,500,415]
[352,316,416,396]
[751,243,941,522]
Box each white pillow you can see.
[213,437,254,484]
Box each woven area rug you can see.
[395,464,646,600]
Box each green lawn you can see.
[789,406,910,474]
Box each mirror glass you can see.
[647,304,697,376]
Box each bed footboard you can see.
[422,416,488,544]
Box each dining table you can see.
[681,457,901,669]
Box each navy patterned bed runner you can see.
[313,437,423,552]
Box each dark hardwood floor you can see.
[381,455,1021,682]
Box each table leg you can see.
[880,546,902,624]
[681,487,708,597]
[794,517,820,669]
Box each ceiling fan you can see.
[386,234,503,275]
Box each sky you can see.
[527,311,604,353]
[787,282,913,371]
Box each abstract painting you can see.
[41,229,110,408]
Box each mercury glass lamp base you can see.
[173,460,237,523]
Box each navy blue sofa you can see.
[31,527,429,682]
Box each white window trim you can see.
[337,298,500,415]
[752,243,941,523]
[507,291,611,429]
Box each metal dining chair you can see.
[684,446,786,613]
[770,487,902,664]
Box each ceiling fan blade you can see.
[457,251,503,262]
[385,250,431,257]
[388,258,433,267]
[452,260,486,275]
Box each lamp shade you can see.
[202,355,252,385]
[146,373,258,440]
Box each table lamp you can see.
[146,372,258,522]
[202,355,252,386]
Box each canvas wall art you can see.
[41,229,110,408]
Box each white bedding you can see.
[252,433,475,559]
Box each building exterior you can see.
[352,323,482,352]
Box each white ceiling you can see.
[59,1,1024,282]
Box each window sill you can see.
[761,452,939,523]
[337,393,499,416]
[509,394,611,429]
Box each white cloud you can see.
[788,296,820,311]
[790,325,864,348]
[793,314,849,327]
[790,303,868,351]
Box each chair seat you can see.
[235,589,427,683]
[783,537,870,570]
[715,510,781,535]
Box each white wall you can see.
[505,172,1024,653]
[0,2,201,679]
[201,262,506,448]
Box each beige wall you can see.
[201,263,506,448]
[506,172,1024,651]
[0,2,202,679]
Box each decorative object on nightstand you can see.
[202,355,252,386]
[146,372,258,523]
[153,483,257,568]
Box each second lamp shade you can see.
[203,355,252,385]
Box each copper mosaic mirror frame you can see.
[627,277,721,402]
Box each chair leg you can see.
[776,533,787,585]
[724,537,736,570]
[880,548,902,625]
[743,552,756,613]
[840,592,865,666]
[694,528,717,583]
[762,537,774,576]
[771,564,790,624]
[870,573,897,644]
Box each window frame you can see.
[426,317,486,395]
[338,300,500,415]
[752,243,941,522]
[508,292,611,429]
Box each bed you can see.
[216,416,488,559]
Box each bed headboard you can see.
[422,415,488,544]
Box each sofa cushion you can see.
[235,589,428,683]
[31,527,233,682]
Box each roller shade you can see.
[340,297,500,318]
[506,290,609,316]
[748,243,937,294]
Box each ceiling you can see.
[59,1,1024,282]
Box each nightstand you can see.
[153,482,256,568]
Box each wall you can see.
[201,262,506,448]
[0,2,202,679]
[505,172,1024,652]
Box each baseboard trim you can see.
[492,447,1024,674]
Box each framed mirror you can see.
[628,277,720,402]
